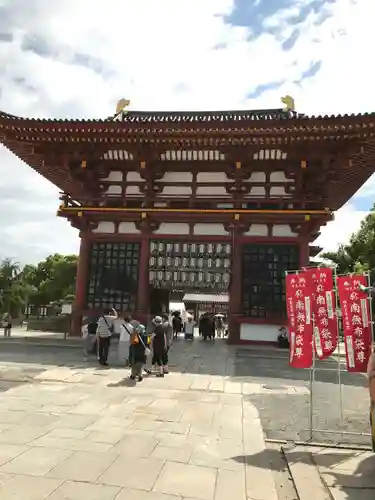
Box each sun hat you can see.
[136,324,146,334]
[152,316,162,325]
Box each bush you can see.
[26,315,71,333]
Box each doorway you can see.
[149,287,170,315]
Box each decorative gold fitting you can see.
[77,211,83,217]
[81,160,87,169]
[300,160,307,169]
[304,214,310,221]
[235,161,241,169]
[234,213,240,220]
[140,161,146,169]
[141,212,147,219]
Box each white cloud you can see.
[0,0,374,263]
[315,203,368,253]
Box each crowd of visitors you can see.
[81,309,227,381]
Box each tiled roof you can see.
[112,108,301,123]
[182,293,229,304]
[1,107,375,125]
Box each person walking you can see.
[162,313,173,374]
[151,316,167,377]
[96,308,117,366]
[2,313,12,337]
[172,313,182,339]
[118,315,134,365]
[82,316,99,362]
[129,324,149,382]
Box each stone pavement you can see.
[0,340,279,500]
[284,445,375,500]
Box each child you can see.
[129,324,149,382]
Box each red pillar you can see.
[299,238,310,267]
[136,230,150,324]
[228,230,242,344]
[70,235,91,336]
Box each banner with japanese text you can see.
[336,274,372,373]
[285,273,313,368]
[304,268,338,359]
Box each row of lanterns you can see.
[150,241,231,257]
[149,270,230,288]
[149,256,231,270]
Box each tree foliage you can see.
[321,207,375,279]
[0,254,77,316]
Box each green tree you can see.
[0,258,26,315]
[321,204,375,279]
[22,254,78,306]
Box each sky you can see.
[0,0,374,264]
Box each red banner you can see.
[286,273,313,368]
[336,274,372,373]
[304,268,338,359]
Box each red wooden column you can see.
[228,225,243,344]
[70,234,91,336]
[136,224,150,324]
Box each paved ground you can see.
[0,333,371,446]
[283,444,375,499]
[0,336,281,500]
[0,334,373,498]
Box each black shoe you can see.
[138,376,143,382]
[130,375,136,380]
[144,369,152,374]
[156,373,164,378]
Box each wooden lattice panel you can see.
[242,244,299,318]
[86,242,140,311]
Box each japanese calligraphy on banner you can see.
[304,268,338,359]
[285,273,313,369]
[336,274,372,373]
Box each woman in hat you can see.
[151,316,167,377]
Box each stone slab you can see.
[153,461,217,499]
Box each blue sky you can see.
[0,0,374,262]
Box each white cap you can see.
[152,316,162,325]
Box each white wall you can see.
[240,324,279,342]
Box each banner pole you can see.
[333,267,343,423]
[309,312,316,441]
[366,271,374,345]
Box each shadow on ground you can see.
[231,448,375,497]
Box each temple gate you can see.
[1,102,373,344]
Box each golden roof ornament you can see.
[281,95,295,111]
[116,98,130,114]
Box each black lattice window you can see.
[242,244,299,318]
[86,242,140,312]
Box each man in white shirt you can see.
[118,315,134,365]
[96,308,118,366]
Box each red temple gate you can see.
[1,102,374,344]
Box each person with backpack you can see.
[96,308,118,366]
[129,324,150,382]
[118,315,134,365]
